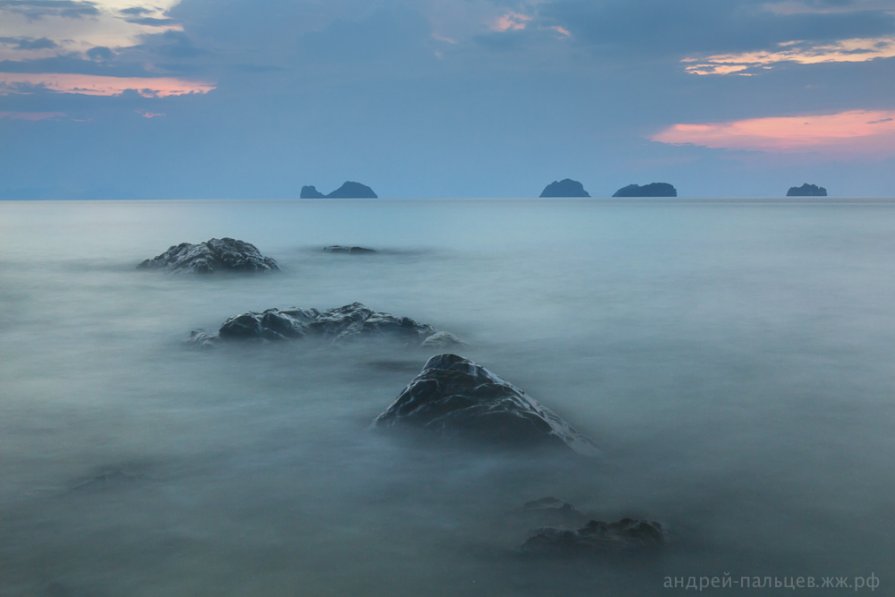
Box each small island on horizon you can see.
[301,181,378,199]
[612,183,678,197]
[786,183,828,197]
[540,179,590,198]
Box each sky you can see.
[1,0,894,198]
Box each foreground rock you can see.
[613,183,677,197]
[301,181,378,198]
[138,238,279,274]
[523,518,665,555]
[787,183,827,197]
[540,179,590,198]
[373,354,598,455]
[191,302,461,348]
[323,245,377,254]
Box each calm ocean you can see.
[1,198,893,596]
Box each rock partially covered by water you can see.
[138,238,279,274]
[194,302,460,348]
[787,183,828,197]
[540,179,590,198]
[613,183,677,197]
[373,354,598,455]
[522,518,665,555]
[323,245,377,254]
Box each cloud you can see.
[0,36,58,50]
[0,109,64,120]
[0,72,214,96]
[0,0,100,20]
[490,11,532,32]
[652,109,895,154]
[684,36,895,75]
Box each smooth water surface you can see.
[1,199,893,596]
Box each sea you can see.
[1,198,893,596]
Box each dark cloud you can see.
[124,16,178,27]
[540,0,895,55]
[0,0,100,20]
[0,36,58,50]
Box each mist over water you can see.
[2,199,894,596]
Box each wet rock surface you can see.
[138,238,279,274]
[522,517,665,555]
[191,302,459,348]
[373,354,598,455]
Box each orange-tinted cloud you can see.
[490,11,532,32]
[652,110,895,154]
[0,73,215,97]
[683,36,895,76]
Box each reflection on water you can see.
[1,199,894,596]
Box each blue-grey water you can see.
[1,199,893,596]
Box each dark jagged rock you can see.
[323,245,377,254]
[191,302,461,348]
[787,183,828,197]
[138,238,279,274]
[540,179,590,198]
[522,518,665,555]
[373,354,598,455]
[300,185,326,198]
[612,183,677,197]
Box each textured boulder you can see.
[540,179,590,198]
[192,302,459,348]
[138,238,279,274]
[373,354,598,455]
[612,183,677,197]
[323,245,377,254]
[300,185,326,198]
[522,518,665,555]
[787,183,827,197]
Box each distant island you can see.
[301,181,378,199]
[786,183,827,197]
[613,183,677,197]
[540,179,590,198]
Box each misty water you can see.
[1,199,893,596]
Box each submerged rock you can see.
[373,354,598,455]
[521,497,589,528]
[786,183,828,197]
[323,245,377,254]
[540,179,590,198]
[192,302,459,348]
[612,183,677,197]
[522,518,665,555]
[138,238,279,274]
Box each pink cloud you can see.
[490,11,532,32]
[0,73,215,97]
[138,110,165,119]
[683,36,895,76]
[0,111,65,121]
[545,25,572,38]
[652,110,895,155]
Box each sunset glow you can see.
[684,36,895,75]
[652,110,895,154]
[0,73,215,98]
